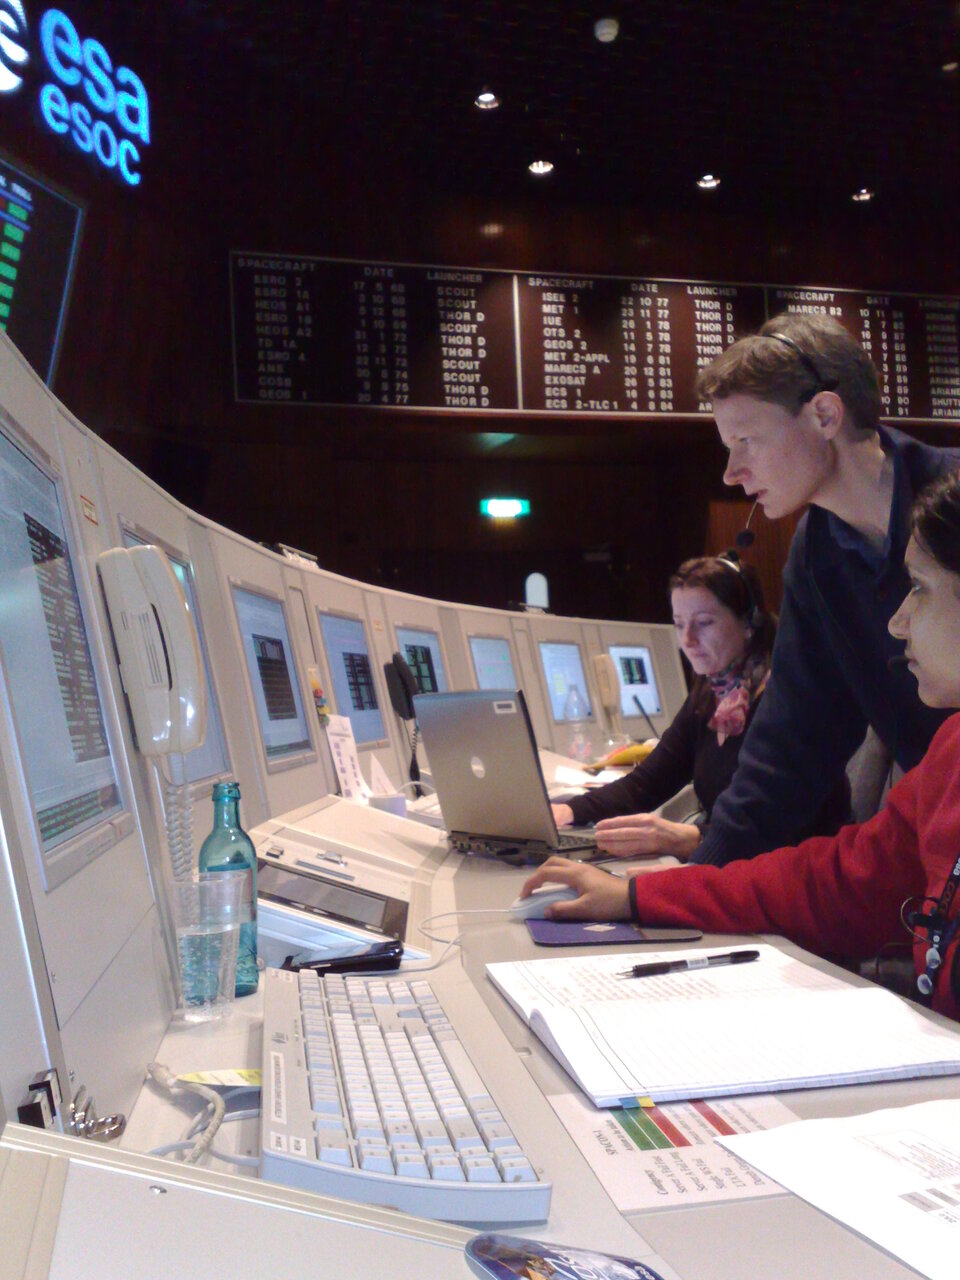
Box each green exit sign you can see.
[479,498,531,519]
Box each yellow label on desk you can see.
[178,1069,262,1088]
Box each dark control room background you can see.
[2,0,959,623]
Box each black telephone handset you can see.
[384,652,422,794]
[384,651,418,720]
[281,938,404,975]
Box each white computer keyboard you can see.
[260,967,552,1224]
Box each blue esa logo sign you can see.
[39,10,149,185]
[0,4,150,185]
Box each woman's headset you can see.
[715,550,764,633]
[765,331,839,399]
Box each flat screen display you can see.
[395,626,447,694]
[0,154,83,384]
[609,644,662,718]
[0,416,122,886]
[538,641,593,723]
[231,586,311,760]
[469,635,517,691]
[318,611,386,745]
[122,529,230,781]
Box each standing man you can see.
[686,312,960,866]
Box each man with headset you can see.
[679,311,960,867]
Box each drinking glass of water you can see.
[171,872,243,1022]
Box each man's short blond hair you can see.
[695,312,881,433]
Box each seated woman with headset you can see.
[524,471,960,1023]
[553,555,847,859]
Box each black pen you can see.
[620,948,760,979]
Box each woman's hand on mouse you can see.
[519,857,632,921]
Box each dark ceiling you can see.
[93,0,960,222]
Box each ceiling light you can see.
[528,159,554,176]
[697,173,721,190]
[943,61,958,73]
[594,17,619,43]
[479,222,504,238]
[852,187,875,203]
[475,89,500,110]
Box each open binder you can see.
[486,945,960,1107]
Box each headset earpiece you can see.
[717,550,764,632]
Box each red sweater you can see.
[630,713,960,1022]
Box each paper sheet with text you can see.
[550,1089,796,1211]
[721,1097,960,1280]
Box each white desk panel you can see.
[447,852,954,1280]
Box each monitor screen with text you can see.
[0,421,122,884]
[469,635,517,691]
[232,585,311,760]
[319,612,386,745]
[395,626,448,695]
[538,641,593,723]
[609,644,662,718]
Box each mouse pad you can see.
[525,920,702,945]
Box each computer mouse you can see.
[509,885,580,919]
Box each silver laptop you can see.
[413,688,600,864]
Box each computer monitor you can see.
[318,611,387,746]
[609,643,662,718]
[469,635,518,691]
[231,585,312,762]
[0,418,122,889]
[538,641,594,723]
[395,626,448,694]
[122,528,230,783]
[0,153,83,384]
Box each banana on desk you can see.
[585,740,657,773]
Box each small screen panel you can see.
[395,626,448,694]
[231,586,311,760]
[538,641,594,723]
[318,612,386,745]
[258,861,388,930]
[0,422,122,883]
[0,154,83,384]
[469,635,517,691]
[609,644,662,718]
[122,529,230,782]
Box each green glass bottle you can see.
[198,781,258,996]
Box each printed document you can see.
[325,715,371,802]
[720,1098,960,1280]
[549,1089,796,1210]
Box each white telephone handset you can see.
[97,546,206,756]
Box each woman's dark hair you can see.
[911,471,960,574]
[669,555,777,716]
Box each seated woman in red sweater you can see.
[520,470,960,1023]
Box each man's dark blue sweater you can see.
[693,425,960,867]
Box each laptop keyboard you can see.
[556,831,596,849]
